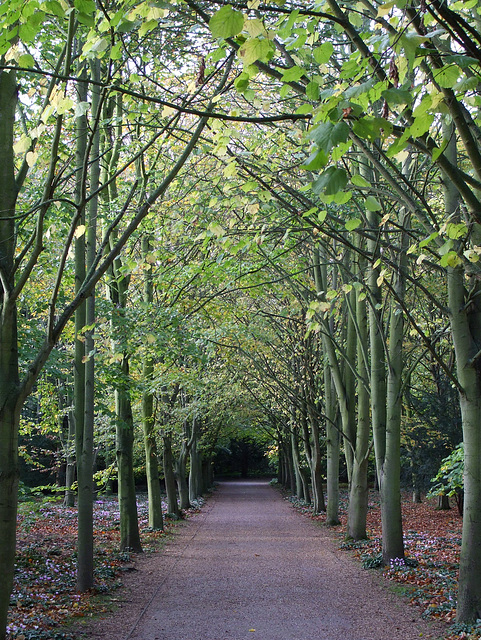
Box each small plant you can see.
[448,618,481,636]
[361,552,384,569]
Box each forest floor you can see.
[7,482,477,640]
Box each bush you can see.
[427,443,464,516]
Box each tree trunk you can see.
[366,207,387,488]
[74,67,94,592]
[449,266,481,621]
[189,417,203,503]
[347,279,370,541]
[142,384,163,529]
[57,383,75,507]
[175,431,191,510]
[115,357,142,552]
[291,419,309,502]
[141,237,163,530]
[380,191,409,563]
[0,65,19,640]
[325,365,341,526]
[163,432,181,517]
[306,401,325,513]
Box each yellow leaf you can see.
[74,224,86,238]
[162,105,175,118]
[13,135,31,155]
[26,151,38,167]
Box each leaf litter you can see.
[288,490,477,640]
[7,494,203,640]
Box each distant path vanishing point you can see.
[118,480,443,640]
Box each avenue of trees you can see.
[1,0,481,636]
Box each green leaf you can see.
[444,54,478,68]
[345,218,362,231]
[306,81,320,101]
[74,0,96,12]
[440,251,462,268]
[18,53,35,67]
[235,72,250,92]
[295,104,313,114]
[381,88,413,106]
[352,117,392,142]
[365,195,382,211]
[351,174,370,187]
[41,1,65,17]
[445,222,468,239]
[117,20,136,33]
[434,64,460,88]
[312,166,348,195]
[209,5,244,39]
[408,114,434,138]
[386,136,409,158]
[309,121,350,153]
[238,38,274,65]
[419,232,438,248]
[139,19,157,36]
[281,65,306,82]
[399,33,427,69]
[301,148,328,171]
[19,21,38,42]
[313,42,333,64]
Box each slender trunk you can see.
[347,276,370,541]
[443,125,481,622]
[163,432,180,517]
[175,424,191,510]
[74,67,94,592]
[0,68,19,640]
[62,394,76,507]
[449,267,481,621]
[189,417,203,502]
[283,428,296,493]
[313,246,354,487]
[380,172,410,563]
[115,357,142,552]
[366,208,387,487]
[291,417,308,501]
[306,401,325,513]
[325,365,341,525]
[344,293,357,482]
[142,384,163,529]
[141,237,163,530]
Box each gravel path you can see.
[82,480,446,640]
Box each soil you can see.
[74,480,448,640]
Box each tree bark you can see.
[141,237,163,530]
[347,275,370,541]
[163,432,181,517]
[325,365,341,525]
[175,421,191,510]
[0,83,21,638]
[115,357,142,552]
[74,66,94,592]
[189,417,203,503]
[443,125,481,622]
